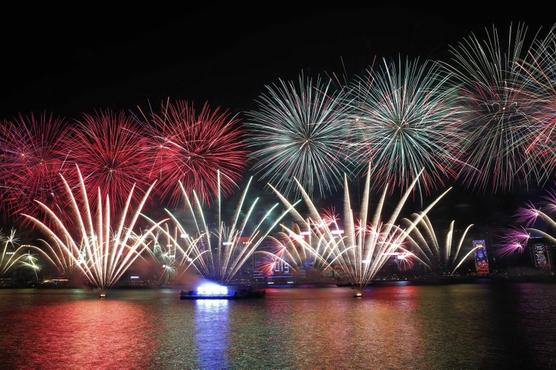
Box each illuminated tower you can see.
[473,240,489,276]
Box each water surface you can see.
[0,284,555,369]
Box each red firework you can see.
[0,113,69,221]
[144,99,247,206]
[65,111,150,210]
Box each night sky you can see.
[1,5,554,237]
[2,5,554,116]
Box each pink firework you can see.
[396,251,416,271]
[518,29,556,184]
[143,99,247,206]
[65,111,150,210]
[544,190,556,213]
[257,256,280,277]
[527,103,556,180]
[499,227,529,256]
[319,207,339,227]
[0,113,69,221]
[517,83,556,186]
[516,203,541,226]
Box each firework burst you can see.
[519,199,556,246]
[352,58,463,196]
[1,229,26,275]
[445,24,544,192]
[23,165,161,290]
[544,190,556,212]
[65,111,150,210]
[144,225,203,283]
[403,215,476,274]
[246,75,355,197]
[506,189,556,256]
[271,166,451,291]
[0,113,69,220]
[0,229,44,276]
[519,27,556,180]
[141,99,247,206]
[145,171,297,284]
[499,227,530,256]
[265,221,342,274]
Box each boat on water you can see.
[180,282,265,300]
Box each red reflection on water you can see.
[261,285,423,368]
[0,298,156,369]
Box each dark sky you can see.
[0,5,553,238]
[1,4,554,117]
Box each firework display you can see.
[502,190,556,259]
[269,167,451,290]
[266,220,341,274]
[351,58,463,196]
[519,28,556,181]
[146,171,296,284]
[1,23,556,288]
[403,215,476,274]
[0,113,69,220]
[142,100,247,206]
[445,25,548,192]
[0,229,43,276]
[23,165,160,290]
[246,75,355,197]
[499,227,530,256]
[144,225,203,283]
[522,196,556,246]
[66,111,151,210]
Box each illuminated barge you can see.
[179,282,265,300]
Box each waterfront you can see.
[0,284,555,369]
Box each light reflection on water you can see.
[0,284,555,369]
[195,299,229,369]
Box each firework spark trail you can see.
[498,227,530,256]
[445,24,547,192]
[0,113,69,221]
[504,190,556,255]
[267,208,348,272]
[140,99,247,207]
[23,165,161,290]
[271,165,451,289]
[143,225,204,283]
[246,74,355,198]
[265,219,344,273]
[146,171,299,284]
[402,215,476,274]
[0,229,46,276]
[518,26,556,181]
[0,229,28,275]
[351,57,464,197]
[65,111,151,211]
[524,207,556,246]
